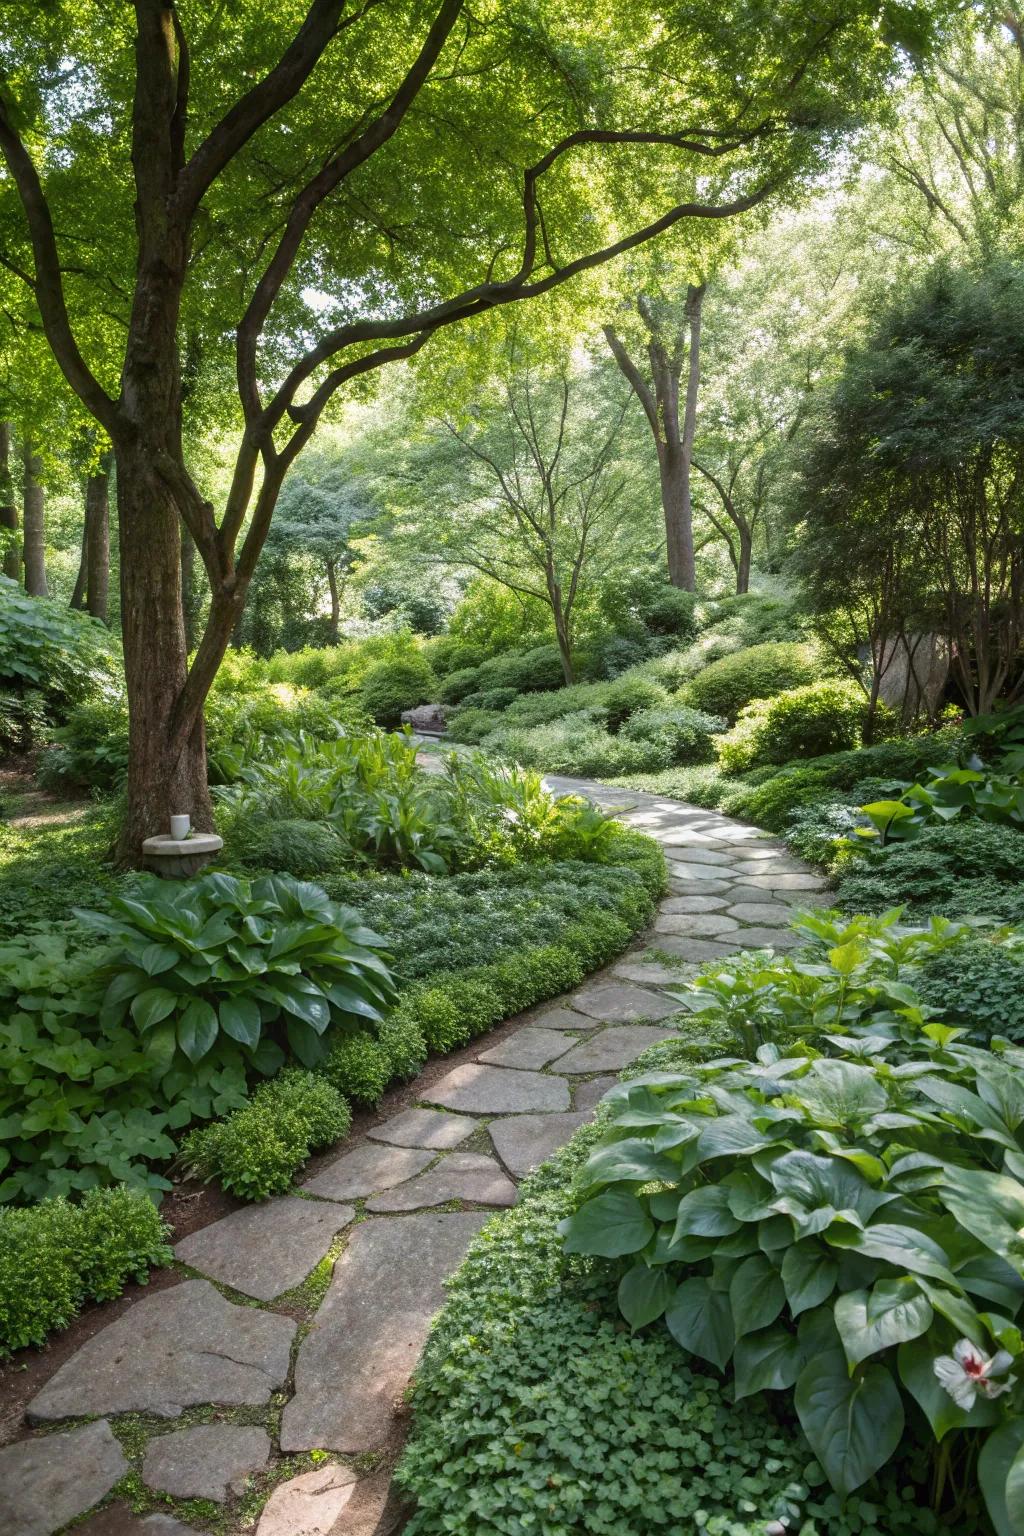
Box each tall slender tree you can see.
[0,0,949,859]
[0,422,18,581]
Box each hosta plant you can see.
[76,872,396,1072]
[857,762,1024,844]
[560,1033,1024,1528]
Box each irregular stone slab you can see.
[569,980,678,1023]
[699,823,769,841]
[256,1462,358,1536]
[660,894,728,913]
[366,1152,517,1212]
[655,844,734,865]
[732,858,808,877]
[654,913,740,937]
[302,1143,432,1202]
[0,1421,127,1536]
[727,842,787,860]
[477,1026,575,1069]
[489,1112,588,1177]
[368,1108,477,1150]
[554,1024,678,1073]
[573,1074,619,1111]
[719,884,781,905]
[533,1006,596,1030]
[612,959,687,986]
[324,1467,408,1536]
[142,1424,271,1502]
[652,935,741,964]
[281,1211,488,1452]
[666,875,732,896]
[27,1279,295,1422]
[735,872,828,891]
[726,901,793,926]
[666,860,736,882]
[75,1509,201,1536]
[175,1196,353,1301]
[735,926,801,949]
[426,1063,570,1114]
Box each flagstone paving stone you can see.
[489,1112,589,1177]
[174,1196,354,1301]
[28,1280,295,1422]
[568,979,678,1022]
[366,1152,517,1212]
[654,912,740,937]
[280,1212,488,1453]
[367,1107,478,1150]
[477,1026,578,1069]
[0,1421,128,1536]
[142,1424,271,1503]
[426,1062,571,1114]
[553,1024,679,1073]
[302,1143,433,1202]
[21,772,827,1536]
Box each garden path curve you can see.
[0,778,827,1536]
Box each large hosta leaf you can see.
[979,1421,1024,1536]
[769,1149,891,1236]
[782,1241,838,1316]
[795,1351,904,1499]
[938,1167,1024,1269]
[580,1138,680,1191]
[827,1222,958,1285]
[729,1254,786,1338]
[665,1276,734,1370]
[897,1332,1000,1443]
[618,1264,675,1330]
[176,998,219,1063]
[560,1191,654,1258]
[673,1185,741,1239]
[834,1278,932,1371]
[733,1325,803,1399]
[793,1059,887,1126]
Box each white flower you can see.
[933,1339,1016,1410]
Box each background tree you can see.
[0,0,949,858]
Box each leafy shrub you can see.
[621,704,724,764]
[78,871,396,1072]
[319,1030,392,1106]
[180,1069,350,1201]
[683,641,820,722]
[482,712,656,777]
[918,936,1024,1046]
[476,643,567,694]
[857,760,1024,844]
[437,666,483,704]
[360,653,437,723]
[377,1013,428,1080]
[562,1032,1024,1523]
[445,705,503,743]
[227,816,347,877]
[835,822,1024,915]
[702,592,803,648]
[717,680,872,773]
[0,1186,171,1356]
[0,574,119,747]
[36,695,131,792]
[459,685,518,711]
[399,1127,965,1536]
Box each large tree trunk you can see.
[736,525,752,594]
[180,525,196,651]
[0,423,21,581]
[21,434,47,596]
[326,557,340,644]
[69,527,89,609]
[85,467,110,622]
[658,442,695,591]
[674,282,704,593]
[115,445,214,860]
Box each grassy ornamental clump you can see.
[0,1186,172,1356]
[682,641,821,723]
[559,913,1024,1530]
[398,1130,975,1536]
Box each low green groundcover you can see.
[397,1133,969,1536]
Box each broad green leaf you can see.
[979,1421,1024,1536]
[665,1276,734,1370]
[130,987,179,1031]
[782,1241,838,1316]
[560,1191,654,1258]
[580,1137,679,1190]
[896,1332,997,1442]
[285,1017,329,1068]
[769,1149,890,1236]
[218,996,261,1048]
[827,1222,958,1285]
[695,1114,776,1160]
[673,1185,741,1239]
[795,1351,904,1499]
[834,1279,932,1371]
[729,1254,786,1338]
[733,1324,803,1400]
[617,1264,674,1330]
[792,1059,887,1126]
[138,943,180,977]
[176,998,219,1063]
[938,1167,1024,1268]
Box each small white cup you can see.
[169,814,191,841]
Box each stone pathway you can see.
[0,779,827,1536]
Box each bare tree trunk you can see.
[116,443,214,858]
[85,467,110,622]
[326,557,340,644]
[69,520,89,609]
[659,443,695,590]
[21,434,47,596]
[0,423,21,581]
[736,525,753,594]
[180,524,196,651]
[675,283,704,592]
